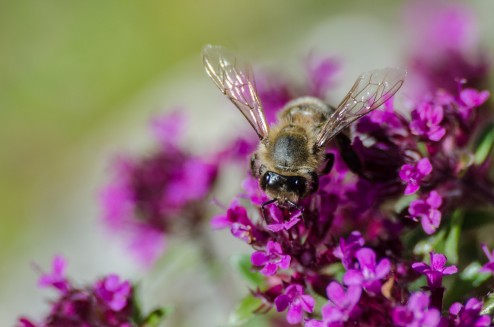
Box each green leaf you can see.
[417,142,429,157]
[444,210,463,264]
[228,293,265,326]
[475,122,494,165]
[413,229,446,257]
[231,254,265,287]
[481,292,494,316]
[460,262,491,287]
[394,194,417,214]
[141,308,171,327]
[319,262,345,282]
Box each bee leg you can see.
[261,199,277,222]
[286,200,305,225]
[287,200,303,214]
[335,133,363,174]
[321,153,335,175]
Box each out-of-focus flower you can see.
[480,243,494,274]
[448,298,491,327]
[37,255,69,294]
[17,256,161,327]
[305,54,340,98]
[412,252,457,288]
[274,284,315,324]
[458,88,490,119]
[404,0,489,96]
[94,274,132,312]
[409,191,443,235]
[392,292,441,327]
[399,158,433,194]
[101,111,218,266]
[410,102,446,142]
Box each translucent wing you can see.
[202,45,269,140]
[316,68,406,148]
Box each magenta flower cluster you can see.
[16,256,160,327]
[210,1,494,326]
[100,111,219,266]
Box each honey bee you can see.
[202,45,405,208]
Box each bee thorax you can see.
[271,134,309,168]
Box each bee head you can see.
[260,171,319,202]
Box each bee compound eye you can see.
[260,172,271,190]
[287,176,306,196]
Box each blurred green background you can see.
[1,1,493,325]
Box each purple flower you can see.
[460,88,490,108]
[94,274,132,312]
[412,252,457,288]
[38,255,69,294]
[17,256,158,326]
[127,225,166,267]
[305,54,340,98]
[251,241,291,276]
[448,298,491,327]
[458,88,490,119]
[242,176,270,206]
[333,231,365,269]
[100,112,218,266]
[343,247,391,295]
[149,110,186,148]
[410,102,446,141]
[403,0,489,95]
[274,284,315,324]
[215,135,257,161]
[306,282,362,327]
[409,191,442,235]
[399,158,433,194]
[256,73,292,124]
[392,292,441,327]
[211,200,262,244]
[480,243,494,274]
[16,318,37,327]
[211,199,245,230]
[265,205,301,232]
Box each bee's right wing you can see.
[202,45,269,140]
[315,68,406,148]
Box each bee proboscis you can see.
[202,45,405,208]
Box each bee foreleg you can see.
[261,199,277,222]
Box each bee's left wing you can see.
[202,45,269,140]
[315,68,406,148]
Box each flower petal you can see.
[375,258,391,279]
[275,294,290,312]
[326,282,346,305]
[287,303,303,324]
[343,270,364,286]
[251,251,267,267]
